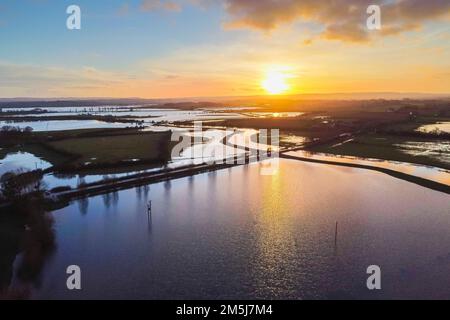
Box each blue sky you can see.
[0,0,234,69]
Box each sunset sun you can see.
[262,69,291,95]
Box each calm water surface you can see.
[285,151,450,186]
[0,152,52,175]
[0,120,132,131]
[417,122,450,134]
[11,159,448,299]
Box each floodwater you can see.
[0,108,246,132]
[0,127,257,189]
[242,112,304,118]
[0,120,132,132]
[394,141,450,165]
[285,150,450,186]
[42,169,161,190]
[417,122,450,134]
[2,128,448,190]
[0,151,52,176]
[1,107,245,122]
[2,160,449,299]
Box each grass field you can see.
[1,128,175,174]
[48,131,172,165]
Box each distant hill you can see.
[0,92,448,108]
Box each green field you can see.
[48,131,172,165]
[1,127,175,174]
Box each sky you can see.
[0,0,449,98]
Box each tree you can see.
[0,170,46,201]
[24,126,33,134]
[0,172,21,200]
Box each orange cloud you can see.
[140,0,182,12]
[221,0,450,43]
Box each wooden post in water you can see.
[334,221,338,246]
[147,200,152,215]
[147,200,152,232]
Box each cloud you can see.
[140,0,182,12]
[117,3,130,16]
[134,0,450,43]
[321,22,370,43]
[0,62,133,97]
[220,0,450,43]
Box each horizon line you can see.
[1,91,450,102]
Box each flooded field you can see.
[0,151,52,176]
[0,120,132,132]
[417,122,450,134]
[394,141,450,165]
[0,107,250,132]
